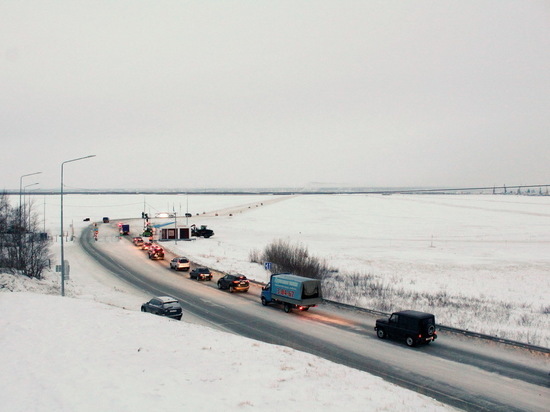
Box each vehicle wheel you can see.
[376,329,385,339]
[176,316,182,321]
[229,286,234,293]
[261,297,267,306]
[217,282,222,289]
[141,307,146,312]
[428,325,435,336]
[283,303,291,313]
[406,336,416,347]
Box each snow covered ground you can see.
[72,192,548,347]
[16,192,550,347]
[0,193,457,411]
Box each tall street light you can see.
[23,182,39,230]
[19,172,41,228]
[60,155,96,296]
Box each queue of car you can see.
[133,235,214,321]
[131,231,437,347]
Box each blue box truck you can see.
[261,273,322,313]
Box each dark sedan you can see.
[217,274,249,293]
[189,267,212,281]
[141,296,182,320]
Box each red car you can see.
[148,245,165,260]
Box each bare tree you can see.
[260,238,331,280]
[0,191,51,279]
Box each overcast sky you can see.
[2,1,549,191]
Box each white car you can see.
[170,257,190,271]
[155,212,175,218]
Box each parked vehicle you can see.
[375,310,437,347]
[170,257,190,271]
[217,274,249,292]
[133,236,144,247]
[119,223,130,235]
[184,213,192,218]
[191,224,214,238]
[189,267,212,281]
[141,296,182,320]
[83,217,90,222]
[102,217,110,223]
[261,273,322,313]
[148,245,165,260]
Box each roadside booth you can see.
[159,226,191,240]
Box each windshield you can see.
[163,301,180,309]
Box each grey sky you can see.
[2,1,549,191]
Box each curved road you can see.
[81,226,549,412]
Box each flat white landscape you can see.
[25,193,550,346]
[1,192,461,411]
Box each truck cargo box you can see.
[261,273,322,312]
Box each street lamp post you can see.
[60,155,96,296]
[19,172,41,228]
[23,182,39,230]
[174,209,177,245]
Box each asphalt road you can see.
[80,226,550,412]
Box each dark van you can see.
[375,310,437,347]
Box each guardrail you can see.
[322,299,550,354]
[115,234,550,356]
[247,277,549,353]
[248,277,549,354]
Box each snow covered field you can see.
[0,289,453,411]
[18,193,550,347]
[1,193,458,411]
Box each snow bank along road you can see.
[81,225,550,412]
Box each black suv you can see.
[217,274,249,293]
[375,310,437,347]
[141,296,182,320]
[189,267,212,281]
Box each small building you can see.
[159,226,191,241]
